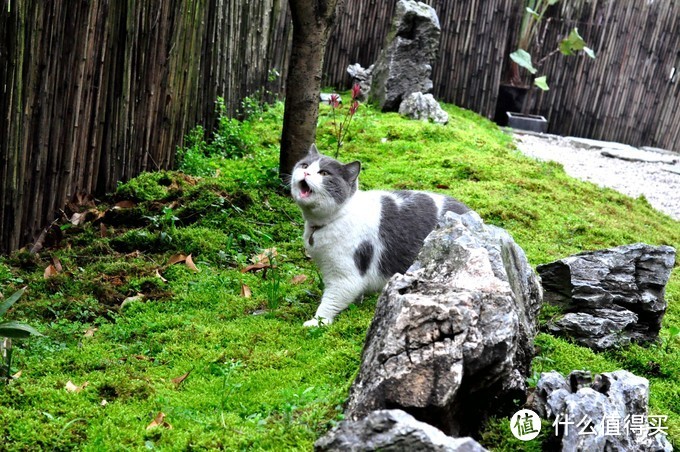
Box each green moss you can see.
[0,99,678,449]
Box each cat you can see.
[290,144,470,327]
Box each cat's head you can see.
[291,144,361,217]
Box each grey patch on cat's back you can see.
[378,193,438,276]
[442,196,470,215]
[353,241,374,276]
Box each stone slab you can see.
[601,149,679,164]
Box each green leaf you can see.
[583,47,596,59]
[510,49,537,74]
[0,287,26,318]
[0,321,43,338]
[560,28,586,56]
[526,7,540,18]
[534,76,550,91]
[548,0,560,5]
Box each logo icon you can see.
[510,409,541,441]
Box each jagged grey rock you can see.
[369,0,441,111]
[530,370,673,452]
[314,409,488,452]
[346,63,373,102]
[344,211,542,436]
[537,243,676,350]
[546,309,638,350]
[398,92,449,124]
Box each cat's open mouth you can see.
[299,180,312,198]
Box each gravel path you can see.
[512,132,680,221]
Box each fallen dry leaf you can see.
[113,200,136,209]
[52,257,63,273]
[242,248,279,273]
[133,355,155,362]
[70,212,86,226]
[171,370,191,387]
[146,412,172,430]
[44,264,59,279]
[185,254,199,272]
[241,262,270,273]
[167,253,188,266]
[155,269,168,283]
[120,293,145,309]
[11,370,22,380]
[72,192,96,208]
[83,327,98,338]
[65,380,89,393]
[253,248,278,265]
[291,274,308,285]
[100,223,107,238]
[240,284,252,298]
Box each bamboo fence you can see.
[0,0,291,253]
[522,0,680,149]
[1,0,679,253]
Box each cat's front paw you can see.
[303,317,331,327]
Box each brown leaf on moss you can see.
[65,380,89,393]
[253,248,278,266]
[171,370,191,388]
[83,327,98,338]
[44,264,59,279]
[100,223,107,238]
[146,412,172,430]
[241,262,269,273]
[240,284,252,298]
[113,200,136,209]
[70,212,87,226]
[120,293,145,309]
[167,253,188,266]
[291,274,308,285]
[185,254,199,272]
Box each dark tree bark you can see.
[279,0,344,182]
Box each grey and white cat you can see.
[291,144,470,326]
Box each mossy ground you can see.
[0,98,678,450]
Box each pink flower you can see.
[329,94,340,108]
[349,100,359,115]
[351,83,361,100]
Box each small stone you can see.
[398,92,449,124]
[314,409,488,451]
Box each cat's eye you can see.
[318,170,329,176]
[300,163,309,169]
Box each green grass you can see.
[0,99,678,450]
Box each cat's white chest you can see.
[303,191,384,280]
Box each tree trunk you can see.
[279,0,344,182]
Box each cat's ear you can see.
[308,143,320,156]
[344,161,361,184]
